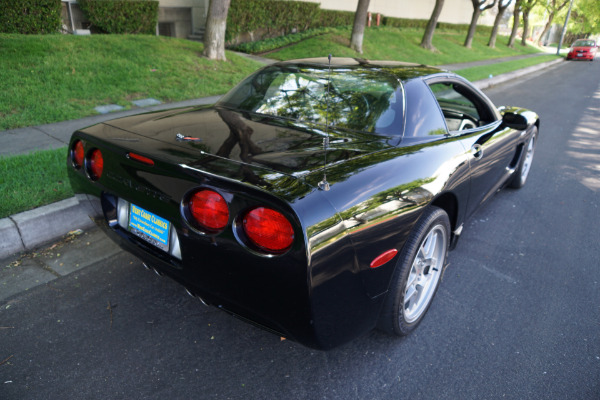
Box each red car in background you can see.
[566,39,597,61]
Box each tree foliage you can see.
[569,0,600,36]
[536,0,570,45]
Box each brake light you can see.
[88,149,104,180]
[189,189,229,232]
[72,140,84,168]
[243,207,294,253]
[127,152,154,166]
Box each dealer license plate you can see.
[128,203,170,251]
[577,54,584,57]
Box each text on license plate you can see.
[128,203,170,251]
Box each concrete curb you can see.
[473,58,564,90]
[0,195,99,260]
[0,57,566,261]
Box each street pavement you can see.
[2,54,598,400]
[0,54,564,262]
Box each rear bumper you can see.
[91,191,321,345]
[67,144,385,349]
[567,52,595,60]
[78,190,386,350]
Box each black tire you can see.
[509,126,537,189]
[377,206,450,336]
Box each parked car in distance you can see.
[566,39,597,61]
[67,58,539,350]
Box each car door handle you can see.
[471,144,483,160]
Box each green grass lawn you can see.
[0,148,73,218]
[0,34,262,131]
[457,54,560,81]
[0,29,559,219]
[265,26,543,64]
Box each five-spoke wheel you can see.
[378,206,450,336]
[510,126,537,188]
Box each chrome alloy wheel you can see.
[403,224,447,323]
[520,134,535,182]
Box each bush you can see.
[229,27,337,54]
[316,9,354,27]
[382,16,493,35]
[226,0,353,45]
[0,0,61,34]
[227,0,320,42]
[382,17,429,30]
[78,0,158,34]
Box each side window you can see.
[428,82,481,132]
[403,80,447,138]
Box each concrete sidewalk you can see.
[0,96,222,158]
[0,55,565,260]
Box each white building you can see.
[301,0,496,26]
[62,0,498,40]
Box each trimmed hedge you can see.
[229,27,337,54]
[225,1,499,50]
[226,0,354,44]
[78,0,158,34]
[382,17,430,30]
[0,0,61,34]
[227,0,319,42]
[315,9,354,28]
[383,16,493,35]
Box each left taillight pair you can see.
[187,189,294,254]
[71,139,103,181]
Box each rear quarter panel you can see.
[298,136,471,348]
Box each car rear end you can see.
[567,42,597,60]
[67,124,320,347]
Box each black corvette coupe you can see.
[68,57,538,350]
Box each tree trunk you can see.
[420,0,445,51]
[350,0,371,54]
[537,16,554,45]
[536,0,569,45]
[488,1,511,48]
[488,10,503,48]
[521,10,531,46]
[508,0,521,48]
[464,7,482,48]
[203,0,231,61]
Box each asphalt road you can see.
[1,60,599,400]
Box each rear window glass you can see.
[218,65,403,135]
[573,40,595,47]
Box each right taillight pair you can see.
[187,189,294,254]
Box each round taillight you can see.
[72,140,84,168]
[188,189,229,232]
[88,149,104,180]
[243,207,294,253]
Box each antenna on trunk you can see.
[318,54,332,191]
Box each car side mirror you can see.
[501,112,528,130]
